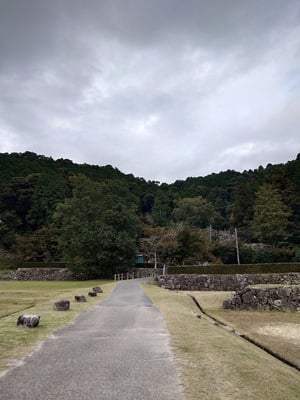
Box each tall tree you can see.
[151,192,176,226]
[231,182,256,228]
[251,184,291,246]
[54,175,141,278]
[175,226,210,264]
[13,225,59,262]
[172,196,221,229]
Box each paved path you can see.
[0,280,185,400]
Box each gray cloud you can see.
[0,1,300,182]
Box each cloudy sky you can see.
[0,1,300,183]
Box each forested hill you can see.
[0,151,300,274]
[0,151,138,185]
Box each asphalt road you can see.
[0,279,185,400]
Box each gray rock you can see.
[92,286,103,293]
[54,300,70,311]
[273,299,282,307]
[74,295,87,302]
[17,314,40,327]
[88,291,97,297]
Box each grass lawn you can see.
[191,291,300,368]
[143,284,300,400]
[0,280,116,374]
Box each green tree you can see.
[0,173,70,248]
[251,184,291,246]
[231,182,256,228]
[54,175,141,278]
[13,225,59,262]
[151,192,176,226]
[175,226,210,264]
[172,197,221,229]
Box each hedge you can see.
[20,262,68,269]
[0,257,22,270]
[167,263,300,275]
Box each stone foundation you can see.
[223,286,300,311]
[156,273,300,291]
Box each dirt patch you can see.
[256,323,300,343]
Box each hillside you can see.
[0,151,299,273]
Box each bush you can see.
[0,256,21,270]
[294,247,300,262]
[212,242,296,264]
[212,243,238,264]
[244,247,295,263]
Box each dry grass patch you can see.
[191,291,300,368]
[0,280,116,374]
[143,284,300,400]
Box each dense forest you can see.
[0,151,299,277]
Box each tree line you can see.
[0,151,299,277]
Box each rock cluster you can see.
[223,286,300,311]
[16,285,103,326]
[156,273,300,291]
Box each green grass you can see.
[0,280,116,374]
[143,284,300,400]
[191,290,300,368]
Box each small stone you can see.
[273,299,282,308]
[17,314,40,328]
[88,291,97,297]
[54,300,70,311]
[93,286,103,293]
[74,295,87,302]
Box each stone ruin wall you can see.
[156,273,300,291]
[223,286,300,311]
[0,267,164,281]
[134,268,163,278]
[9,268,74,281]
[156,273,300,311]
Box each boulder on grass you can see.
[17,314,40,328]
[88,291,97,297]
[53,300,70,311]
[74,295,87,302]
[93,286,103,293]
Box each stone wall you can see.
[156,273,300,291]
[0,271,14,280]
[223,286,300,311]
[135,268,163,278]
[12,268,74,281]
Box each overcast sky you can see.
[0,1,300,183]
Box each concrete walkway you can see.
[0,280,185,400]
